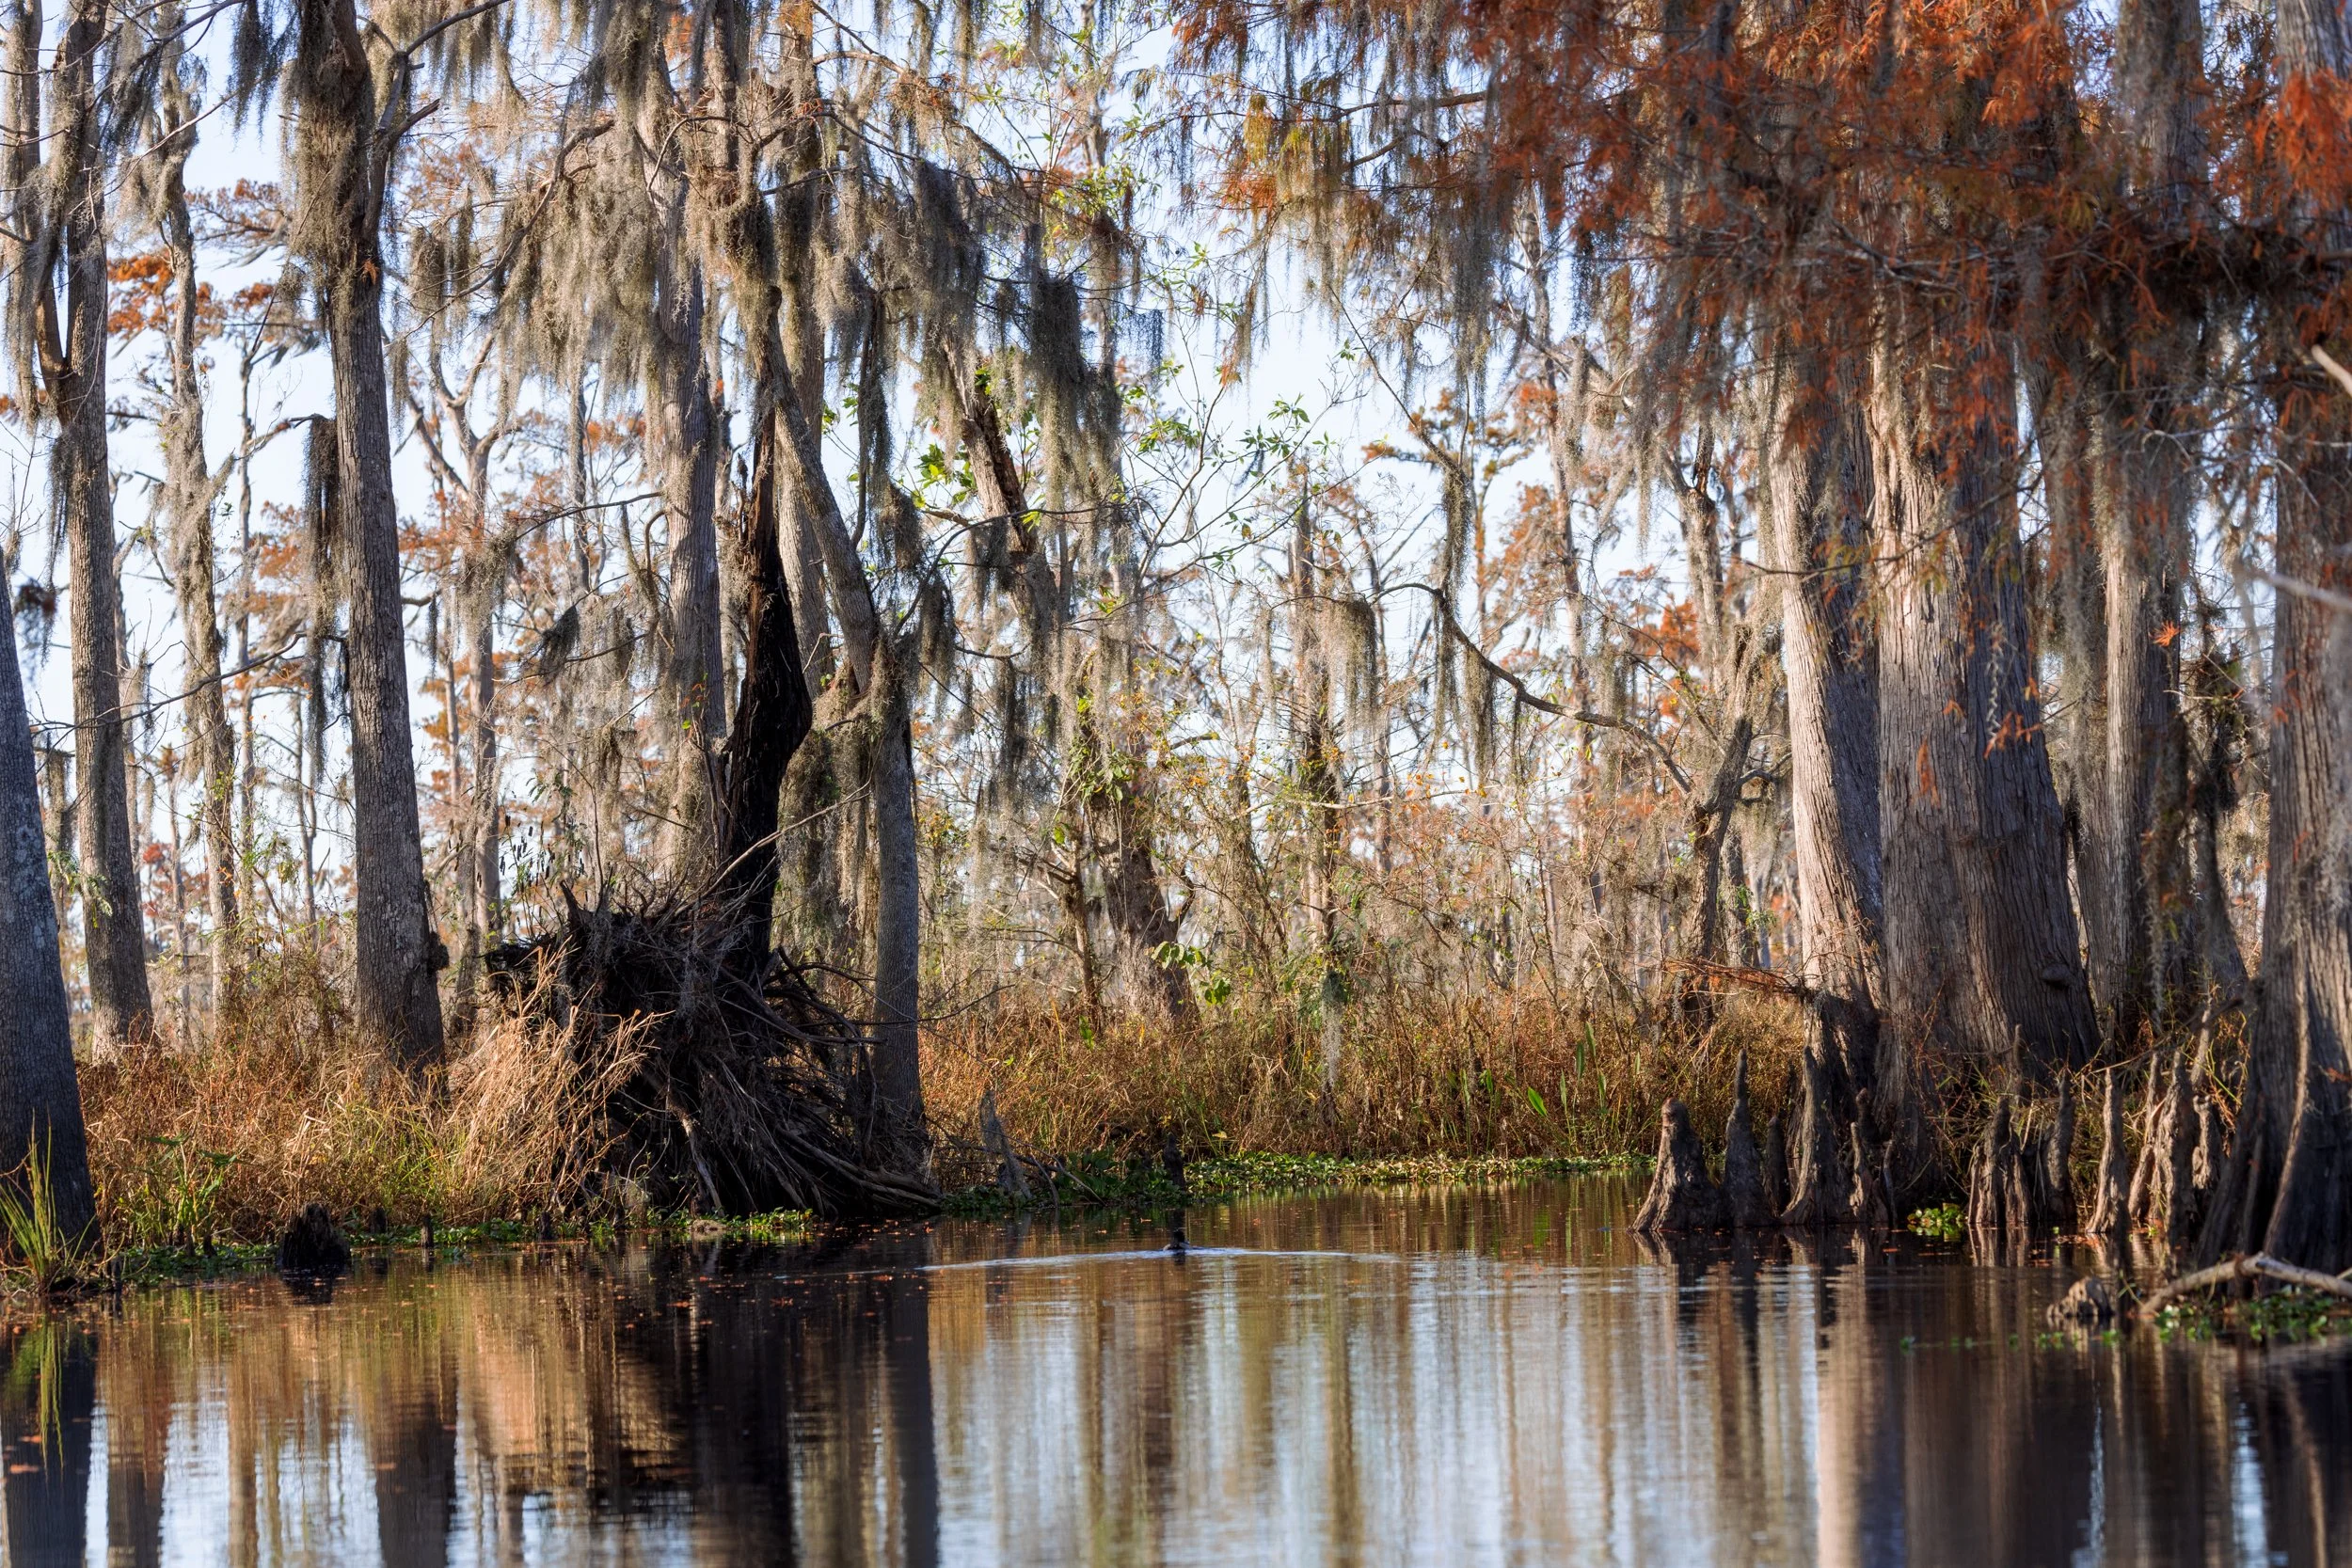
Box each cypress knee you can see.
[1760,1112,1790,1216]
[1634,1099,1730,1233]
[2087,1067,2131,1234]
[1722,1053,1774,1227]
[1779,1046,1851,1227]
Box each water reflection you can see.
[0,1176,2345,1565]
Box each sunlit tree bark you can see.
[289,0,446,1065]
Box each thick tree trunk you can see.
[292,0,445,1066]
[655,265,725,878]
[2216,0,2352,1273]
[44,0,151,1049]
[1867,308,2097,1079]
[1765,354,1885,1103]
[712,386,814,962]
[0,554,96,1237]
[2249,406,2352,1272]
[771,368,929,1167]
[2066,0,2208,1043]
[2055,370,2198,1046]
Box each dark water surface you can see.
[3,1174,2348,1566]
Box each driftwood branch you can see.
[1661,957,1811,1000]
[2135,1252,2352,1318]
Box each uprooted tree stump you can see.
[1635,1099,1731,1233]
[485,891,937,1220]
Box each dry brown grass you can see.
[82,952,636,1247]
[79,941,1809,1245]
[924,988,1808,1164]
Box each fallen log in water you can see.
[2134,1252,2352,1319]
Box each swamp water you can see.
[1,1173,2347,1567]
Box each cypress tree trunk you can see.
[2065,0,2206,1039]
[1764,349,1884,1101]
[2226,0,2352,1275]
[1868,307,2098,1078]
[871,654,926,1156]
[712,379,813,959]
[2249,402,2352,1272]
[2086,395,2196,1041]
[0,547,97,1239]
[41,0,152,1048]
[773,361,930,1168]
[2051,373,2189,1051]
[157,90,240,1019]
[654,264,725,877]
[467,574,498,969]
[291,0,445,1066]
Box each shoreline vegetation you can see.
[0,964,2326,1342]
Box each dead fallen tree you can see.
[484,888,936,1220]
[2134,1252,2352,1319]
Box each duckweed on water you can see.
[1907,1202,1966,1241]
[2156,1290,2352,1345]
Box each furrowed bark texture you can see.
[0,569,97,1238]
[1868,309,2096,1077]
[2249,406,2352,1273]
[2057,0,2209,1043]
[46,0,151,1048]
[774,351,929,1168]
[2236,0,2352,1275]
[655,262,725,878]
[713,384,814,958]
[292,0,445,1065]
[1765,348,1884,1099]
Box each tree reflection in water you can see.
[0,1178,2345,1566]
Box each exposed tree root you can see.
[485,889,937,1219]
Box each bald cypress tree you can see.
[6,0,153,1050]
[287,0,445,1065]
[0,545,95,1241]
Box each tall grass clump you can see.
[924,989,1807,1164]
[81,952,644,1245]
[0,1139,84,1292]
